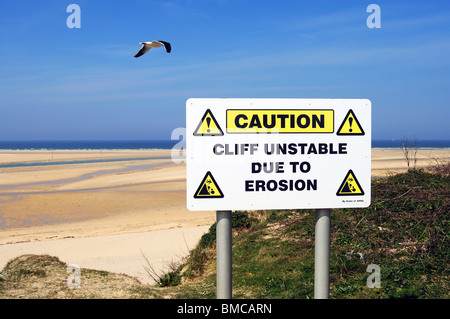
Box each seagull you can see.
[134,41,171,58]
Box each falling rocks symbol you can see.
[194,171,224,198]
[336,169,365,196]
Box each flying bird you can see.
[134,41,171,58]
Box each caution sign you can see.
[194,171,224,198]
[193,109,224,136]
[336,109,365,135]
[227,109,334,134]
[187,98,371,210]
[336,170,365,196]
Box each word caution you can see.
[227,109,334,133]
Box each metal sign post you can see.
[216,210,232,299]
[314,209,331,299]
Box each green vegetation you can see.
[1,166,448,299]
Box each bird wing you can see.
[158,41,171,53]
[134,43,151,58]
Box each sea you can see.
[0,139,449,150]
[0,140,178,150]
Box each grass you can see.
[0,164,449,299]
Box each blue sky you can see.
[0,0,449,141]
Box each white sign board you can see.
[186,98,371,211]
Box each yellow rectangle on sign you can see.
[227,109,334,133]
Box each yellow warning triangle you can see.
[193,109,224,136]
[194,171,224,198]
[336,109,365,135]
[336,170,365,196]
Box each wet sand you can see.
[0,148,448,285]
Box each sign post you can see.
[186,98,371,299]
[314,209,331,299]
[216,210,232,299]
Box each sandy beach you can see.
[0,149,215,285]
[0,148,448,285]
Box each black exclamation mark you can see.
[206,116,211,133]
[349,116,353,132]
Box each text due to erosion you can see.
[213,142,348,193]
